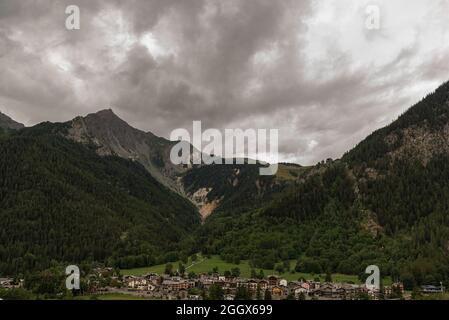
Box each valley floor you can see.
[122,255,392,285]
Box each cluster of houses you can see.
[116,272,407,300]
[0,278,22,290]
[421,284,445,294]
[0,269,444,300]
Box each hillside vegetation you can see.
[0,125,200,275]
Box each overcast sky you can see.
[1,0,449,165]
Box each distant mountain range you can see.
[2,81,449,288]
[61,108,300,220]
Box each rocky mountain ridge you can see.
[0,111,25,130]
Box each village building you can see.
[421,285,444,294]
[271,285,285,300]
[294,286,308,298]
[161,279,193,292]
[258,280,269,291]
[267,275,279,286]
[392,282,405,294]
[0,278,22,289]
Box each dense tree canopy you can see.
[0,126,200,275]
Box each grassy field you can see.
[275,164,309,181]
[75,293,152,300]
[415,293,449,300]
[122,255,390,284]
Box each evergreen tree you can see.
[208,284,224,300]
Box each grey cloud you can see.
[1,0,449,164]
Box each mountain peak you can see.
[0,111,25,130]
[66,108,188,193]
[95,108,116,116]
[88,108,122,121]
[81,108,133,129]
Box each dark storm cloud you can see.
[1,0,449,164]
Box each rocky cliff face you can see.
[64,109,298,218]
[66,109,189,193]
[345,80,449,168]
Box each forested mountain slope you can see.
[196,81,449,288]
[65,109,303,218]
[66,109,187,193]
[3,81,449,289]
[181,162,305,219]
[0,123,200,275]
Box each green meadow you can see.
[75,293,152,300]
[122,255,391,285]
